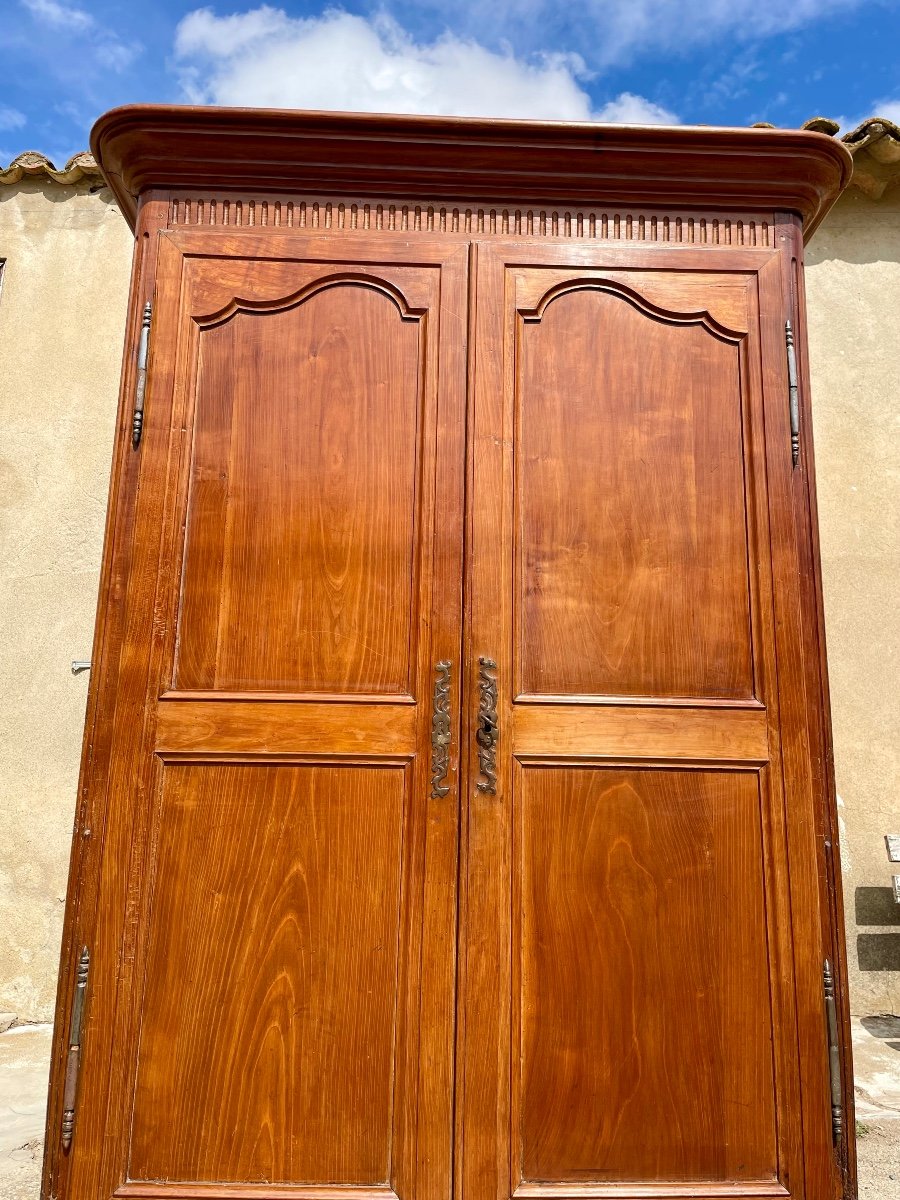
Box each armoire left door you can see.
[55,229,468,1200]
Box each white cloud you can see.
[20,0,93,32]
[411,0,868,69]
[594,92,678,125]
[868,100,900,127]
[833,100,900,134]
[20,0,141,73]
[174,7,678,124]
[96,39,141,71]
[0,107,27,132]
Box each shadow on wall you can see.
[856,886,900,971]
[804,188,900,268]
[0,179,120,209]
[860,1014,900,1051]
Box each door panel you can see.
[516,285,753,700]
[460,243,823,1200]
[516,765,775,1183]
[176,284,424,695]
[130,762,408,1185]
[68,232,468,1200]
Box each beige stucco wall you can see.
[806,187,900,1016]
[0,177,896,1039]
[0,180,132,1026]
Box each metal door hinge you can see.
[823,958,843,1142]
[785,320,800,467]
[132,300,152,449]
[61,946,90,1152]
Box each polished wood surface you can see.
[44,108,853,1200]
[511,704,767,761]
[89,105,851,236]
[131,762,407,1183]
[458,242,836,1200]
[176,282,423,693]
[515,281,752,699]
[46,230,467,1200]
[518,766,774,1182]
[779,213,857,1194]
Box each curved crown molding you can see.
[90,104,852,240]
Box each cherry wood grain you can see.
[47,232,467,1200]
[515,283,752,699]
[516,766,775,1183]
[45,109,853,1200]
[130,762,407,1184]
[89,106,851,236]
[155,699,417,755]
[176,284,423,694]
[512,704,767,762]
[459,241,834,1200]
[777,212,856,1196]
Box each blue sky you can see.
[2,0,899,165]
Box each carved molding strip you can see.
[169,196,771,246]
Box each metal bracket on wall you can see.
[885,836,900,904]
[785,319,800,467]
[132,300,152,449]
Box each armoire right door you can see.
[459,242,836,1200]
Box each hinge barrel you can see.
[785,319,800,467]
[132,300,152,449]
[823,958,843,1141]
[61,946,90,1152]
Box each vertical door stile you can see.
[776,210,857,1199]
[757,246,846,1200]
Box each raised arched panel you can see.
[515,282,754,700]
[175,279,424,694]
[512,267,752,337]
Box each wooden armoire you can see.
[44,107,856,1200]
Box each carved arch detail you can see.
[520,278,745,343]
[195,271,427,329]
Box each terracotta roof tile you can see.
[803,116,900,198]
[0,150,102,187]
